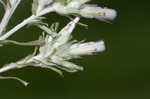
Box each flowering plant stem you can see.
[0,59,30,86]
[0,7,54,40]
[0,15,36,40]
[0,0,22,35]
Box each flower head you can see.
[32,0,117,22]
[52,0,117,21]
[80,6,117,21]
[69,40,105,56]
[32,17,105,72]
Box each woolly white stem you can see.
[0,63,18,73]
[0,15,37,40]
[0,7,54,40]
[0,59,29,86]
[0,8,12,35]
[0,0,22,35]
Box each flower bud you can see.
[80,6,117,21]
[69,40,105,56]
[44,17,80,58]
[54,17,80,47]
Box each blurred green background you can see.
[0,0,150,98]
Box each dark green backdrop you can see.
[0,0,150,98]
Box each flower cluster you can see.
[0,0,117,86]
[33,0,117,21]
[27,17,105,73]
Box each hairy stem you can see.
[0,39,45,46]
[0,0,22,35]
[0,15,37,40]
[0,7,54,40]
[0,63,18,73]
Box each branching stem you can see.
[0,7,54,40]
[0,0,22,35]
[0,15,37,40]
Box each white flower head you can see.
[35,17,105,72]
[53,0,90,15]
[52,0,117,22]
[80,6,117,21]
[69,40,105,56]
